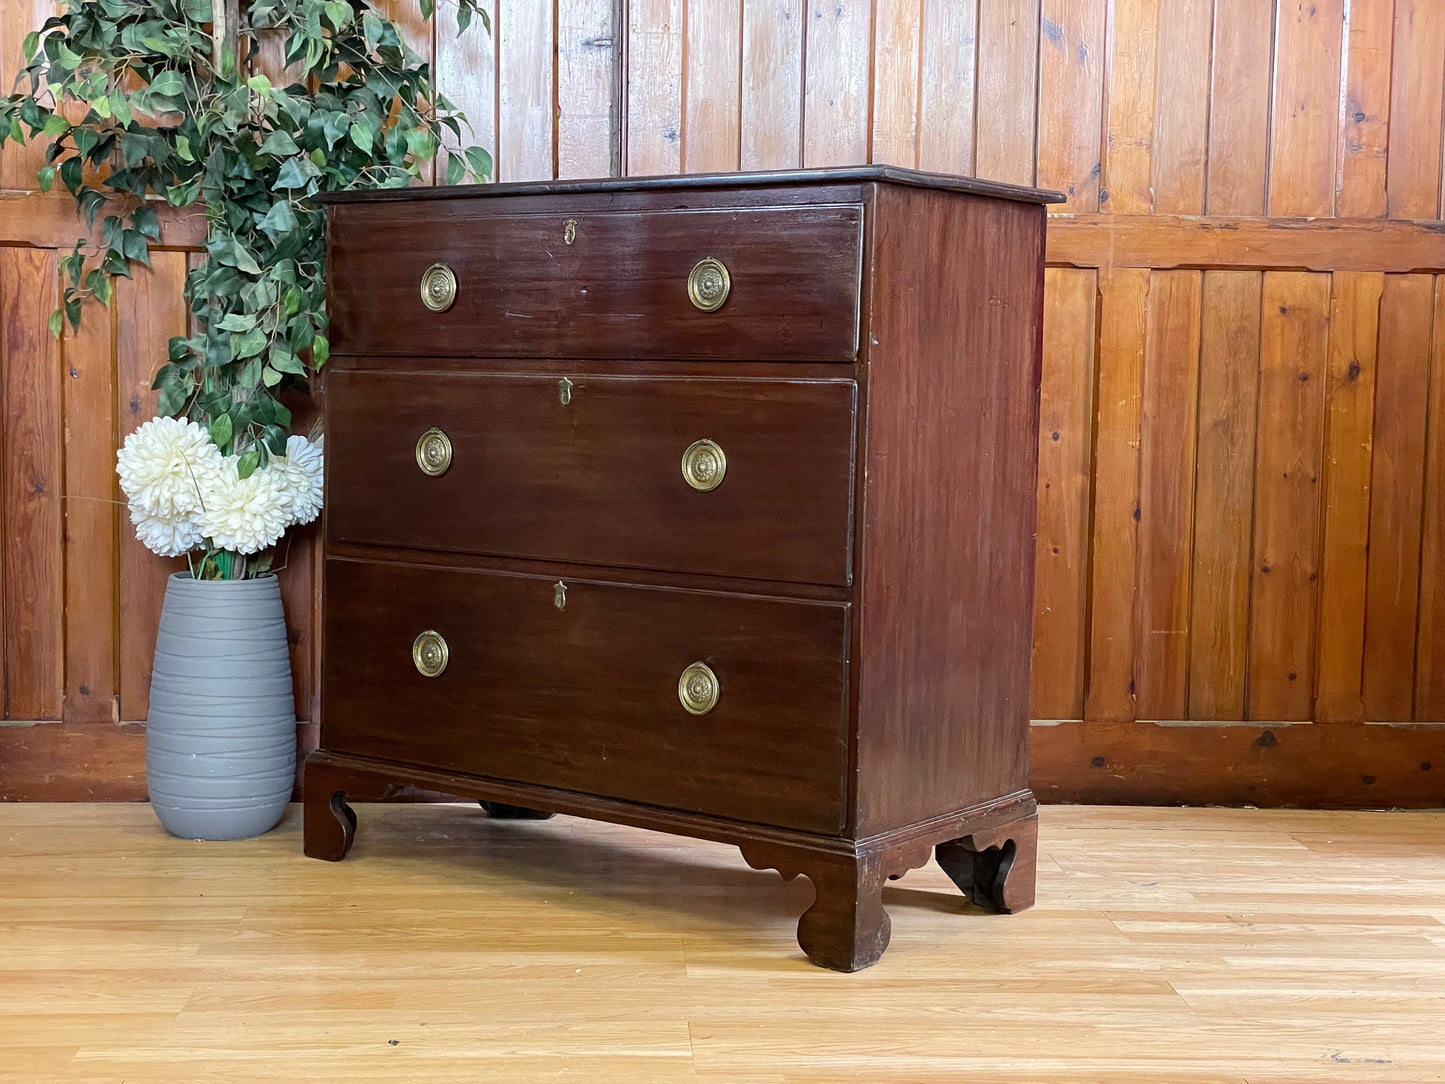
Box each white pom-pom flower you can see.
[116,416,222,521]
[198,456,292,555]
[268,434,324,527]
[129,507,205,558]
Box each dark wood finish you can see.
[328,202,864,360]
[326,370,857,585]
[853,186,1046,835]
[311,170,1048,969]
[323,558,852,834]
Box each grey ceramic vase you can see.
[146,572,296,840]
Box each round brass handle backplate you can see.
[678,661,720,715]
[415,427,453,476]
[681,438,726,492]
[412,630,449,678]
[420,262,457,312]
[687,257,730,312]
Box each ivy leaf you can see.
[36,164,54,192]
[232,327,268,359]
[148,70,185,98]
[41,113,69,137]
[215,313,255,332]
[258,199,298,239]
[261,364,283,388]
[259,130,299,156]
[237,447,261,480]
[22,31,40,61]
[210,413,233,450]
[348,121,372,154]
[464,145,492,181]
[274,155,319,189]
[311,333,329,369]
[48,309,63,340]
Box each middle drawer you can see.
[326,369,857,586]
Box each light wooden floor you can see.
[1,804,1442,1082]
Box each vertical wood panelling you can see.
[801,0,872,167]
[1187,271,1261,720]
[0,0,58,191]
[917,0,978,175]
[557,0,618,179]
[1385,0,1445,219]
[1204,0,1272,215]
[1100,0,1158,214]
[1031,267,1097,719]
[870,0,921,168]
[435,0,497,180]
[1036,0,1105,211]
[1150,0,1211,214]
[1085,267,1148,722]
[376,0,436,183]
[1314,270,1382,724]
[1336,0,1394,218]
[682,0,742,172]
[1416,279,1445,720]
[1134,270,1202,719]
[497,0,555,181]
[1267,0,1344,217]
[626,0,683,174]
[739,0,804,170]
[974,0,1039,185]
[1,248,63,720]
[114,255,189,722]
[1248,272,1330,720]
[1361,274,1434,721]
[61,292,118,725]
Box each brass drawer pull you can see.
[687,257,730,312]
[412,630,449,678]
[415,427,453,476]
[678,661,719,715]
[420,262,457,312]
[681,438,726,492]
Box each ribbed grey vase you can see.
[146,572,296,841]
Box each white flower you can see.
[116,417,223,558]
[198,456,291,555]
[268,434,324,527]
[129,507,205,557]
[116,416,222,520]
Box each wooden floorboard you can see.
[0,804,1442,1081]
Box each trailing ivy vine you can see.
[0,0,490,479]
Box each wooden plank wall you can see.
[3,0,1444,806]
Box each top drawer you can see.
[326,202,864,361]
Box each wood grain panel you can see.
[1134,271,1202,720]
[802,0,872,167]
[114,255,189,722]
[1336,0,1394,218]
[1385,0,1445,219]
[1031,268,1096,720]
[1247,272,1330,721]
[1314,271,1382,724]
[870,0,921,168]
[1187,271,1260,720]
[1267,0,1345,217]
[1084,267,1147,722]
[1149,0,1211,215]
[1,248,63,720]
[626,0,683,174]
[975,0,1039,186]
[1100,0,1158,214]
[61,288,118,725]
[1417,278,1445,720]
[376,0,435,184]
[0,0,58,192]
[1036,0,1105,211]
[557,0,617,179]
[434,0,496,181]
[1204,0,1272,214]
[739,0,803,170]
[917,0,978,175]
[683,0,742,173]
[497,0,555,182]
[1362,275,1434,721]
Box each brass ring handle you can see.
[415,427,452,476]
[687,257,730,312]
[678,661,719,715]
[412,630,449,678]
[681,438,726,492]
[420,262,457,312]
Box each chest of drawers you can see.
[303,167,1058,971]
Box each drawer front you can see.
[327,203,863,361]
[322,559,851,834]
[326,370,857,586]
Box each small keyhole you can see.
[554,581,567,610]
[559,377,573,405]
[563,219,577,245]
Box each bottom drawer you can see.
[321,559,851,834]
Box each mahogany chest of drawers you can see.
[304,166,1058,971]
